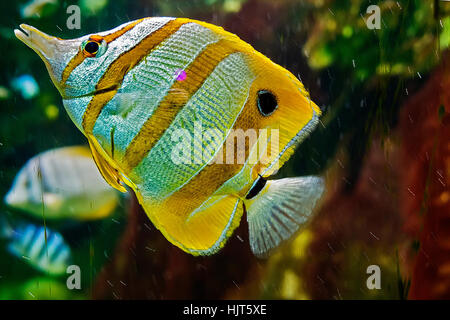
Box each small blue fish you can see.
[1,219,71,275]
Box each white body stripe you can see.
[91,22,221,161]
[63,96,91,132]
[134,53,255,200]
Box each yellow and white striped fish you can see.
[15,17,324,257]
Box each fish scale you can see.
[93,22,220,162]
[136,53,254,199]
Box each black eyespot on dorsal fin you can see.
[246,175,267,200]
[257,90,278,116]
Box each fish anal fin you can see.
[245,176,324,258]
[144,194,243,256]
[87,135,127,193]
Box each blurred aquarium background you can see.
[0,0,449,299]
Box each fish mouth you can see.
[15,24,75,95]
[4,190,20,207]
[14,24,59,61]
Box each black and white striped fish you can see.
[1,219,71,275]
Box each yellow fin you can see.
[61,145,93,158]
[140,193,243,255]
[87,135,127,193]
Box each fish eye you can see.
[81,37,107,58]
[23,177,31,190]
[85,41,99,54]
[257,90,278,116]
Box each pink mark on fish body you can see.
[175,69,187,82]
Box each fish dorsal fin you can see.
[244,176,324,258]
[139,194,244,256]
[87,135,127,193]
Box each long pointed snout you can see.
[14,24,60,61]
[14,24,83,95]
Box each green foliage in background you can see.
[305,0,447,79]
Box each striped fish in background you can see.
[4,146,119,221]
[15,17,324,257]
[0,219,71,275]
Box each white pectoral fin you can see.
[42,192,63,209]
[244,176,325,258]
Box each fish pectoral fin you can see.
[42,192,63,209]
[145,195,244,256]
[87,136,127,193]
[244,176,325,258]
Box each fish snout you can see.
[14,24,60,60]
[14,24,81,94]
[4,189,21,207]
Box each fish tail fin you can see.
[244,176,324,257]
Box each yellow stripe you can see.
[61,51,86,85]
[61,18,145,85]
[157,84,260,218]
[121,38,238,172]
[102,18,145,43]
[81,19,188,134]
